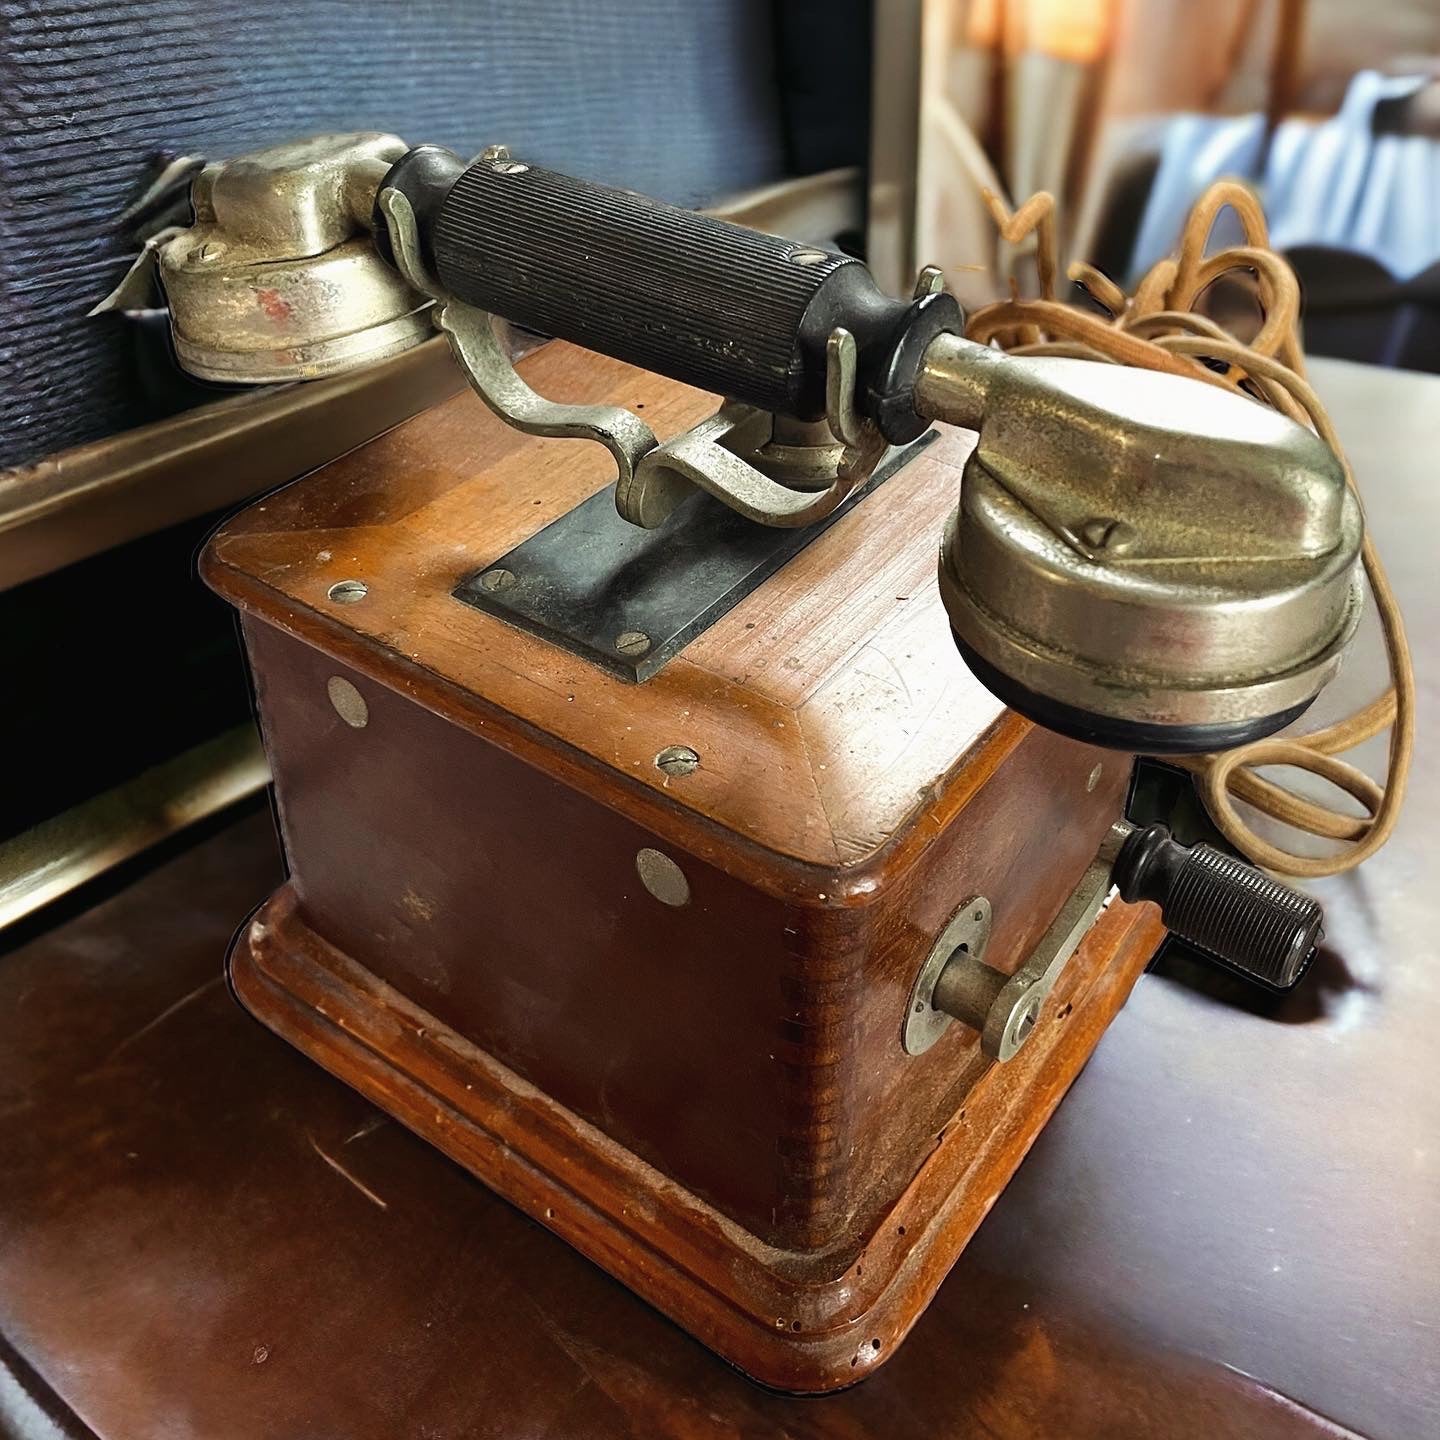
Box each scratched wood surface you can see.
[2,357,1431,1435]
[202,342,1005,869]
[225,860,1161,1391]
[0,807,1370,1438]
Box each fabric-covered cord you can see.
[967,182,1414,879]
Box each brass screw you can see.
[615,630,652,657]
[479,568,516,593]
[655,745,699,777]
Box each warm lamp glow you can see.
[964,0,1004,50]
[964,0,1115,63]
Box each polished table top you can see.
[0,357,1433,1439]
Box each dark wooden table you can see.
[1,358,1434,1439]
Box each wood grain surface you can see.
[0,806,1372,1438]
[204,349,1154,1389]
[228,872,1161,1391]
[0,356,1430,1436]
[235,610,1133,1252]
[201,341,1015,874]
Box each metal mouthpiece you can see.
[156,132,434,382]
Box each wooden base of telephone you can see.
[203,341,1163,1392]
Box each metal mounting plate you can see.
[453,432,934,681]
[904,896,992,1056]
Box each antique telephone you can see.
[155,131,1356,981]
[145,133,1361,1387]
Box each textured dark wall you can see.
[773,0,871,177]
[0,1,787,470]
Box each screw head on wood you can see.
[655,745,700,777]
[327,579,368,604]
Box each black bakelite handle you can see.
[1115,823,1324,991]
[378,146,962,443]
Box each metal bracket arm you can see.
[379,184,659,493]
[905,823,1130,1061]
[379,174,907,532]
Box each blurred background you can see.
[2,0,1437,918]
[893,0,1440,362]
[2,11,1436,1439]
